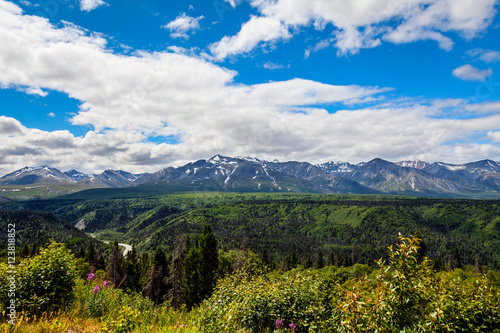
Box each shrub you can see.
[0,241,79,316]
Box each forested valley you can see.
[1,193,500,331]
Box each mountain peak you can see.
[396,160,429,169]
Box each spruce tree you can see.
[168,236,187,309]
[432,256,445,272]
[303,253,313,269]
[126,244,140,291]
[450,248,463,270]
[96,254,106,271]
[475,254,483,274]
[85,241,97,266]
[76,245,85,259]
[107,240,128,288]
[414,231,427,263]
[184,245,201,309]
[315,249,325,269]
[261,247,269,268]
[144,246,170,304]
[327,252,335,267]
[286,251,299,270]
[20,243,30,258]
[198,224,219,302]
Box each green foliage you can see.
[332,234,500,332]
[0,241,79,316]
[199,268,334,332]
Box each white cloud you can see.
[468,48,500,63]
[211,0,498,59]
[452,64,493,82]
[465,102,500,113]
[224,0,242,8]
[79,0,106,12]
[0,1,499,174]
[488,131,500,142]
[262,61,288,70]
[47,112,55,117]
[210,15,292,60]
[163,13,204,39]
[22,86,48,97]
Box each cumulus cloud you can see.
[47,112,55,117]
[210,0,498,59]
[452,64,493,82]
[79,0,106,12]
[0,0,499,175]
[163,13,204,39]
[210,16,292,60]
[467,48,500,63]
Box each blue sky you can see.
[1,0,500,174]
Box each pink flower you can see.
[103,279,109,289]
[93,284,99,294]
[87,272,95,282]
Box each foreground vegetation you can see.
[1,233,500,332]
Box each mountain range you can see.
[1,155,500,199]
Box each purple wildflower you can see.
[87,272,95,282]
[93,284,99,294]
[275,319,284,329]
[289,323,297,332]
[103,279,109,290]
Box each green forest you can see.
[1,193,500,331]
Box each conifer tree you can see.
[475,254,483,274]
[96,254,106,271]
[20,243,30,258]
[351,244,358,265]
[315,249,325,269]
[303,253,312,269]
[143,246,169,304]
[286,251,299,270]
[261,247,269,268]
[85,241,97,265]
[414,230,427,263]
[139,252,151,288]
[126,244,140,291]
[432,256,445,272]
[168,236,187,309]
[76,245,85,259]
[327,252,335,267]
[342,253,352,267]
[198,224,219,302]
[450,248,463,270]
[107,240,128,288]
[184,245,201,309]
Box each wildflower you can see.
[289,323,297,332]
[103,279,109,289]
[275,319,284,329]
[93,284,99,294]
[87,272,95,282]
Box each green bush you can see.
[0,241,79,316]
[199,268,336,332]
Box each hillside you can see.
[0,209,95,254]
[3,193,500,269]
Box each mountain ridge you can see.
[1,156,500,199]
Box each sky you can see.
[1,0,500,175]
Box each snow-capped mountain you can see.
[64,170,90,182]
[1,157,500,199]
[0,166,75,186]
